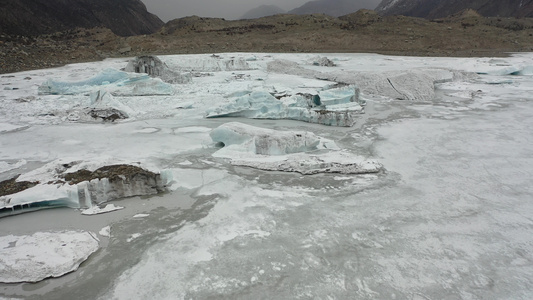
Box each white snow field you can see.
[0,52,533,299]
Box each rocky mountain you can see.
[240,5,286,19]
[0,0,164,37]
[288,0,379,17]
[376,0,533,18]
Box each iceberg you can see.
[0,231,99,283]
[125,56,192,84]
[231,151,382,175]
[210,122,382,175]
[210,122,322,156]
[167,55,252,72]
[38,68,174,96]
[206,87,363,127]
[0,161,166,217]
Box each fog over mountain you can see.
[240,5,286,20]
[289,0,379,16]
[142,0,381,21]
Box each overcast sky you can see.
[142,0,381,22]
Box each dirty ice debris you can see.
[38,68,173,96]
[0,230,99,283]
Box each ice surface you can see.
[0,231,99,283]
[38,68,174,96]
[2,52,533,299]
[0,160,26,173]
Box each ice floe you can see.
[0,231,99,283]
[81,203,124,215]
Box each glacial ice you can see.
[210,122,382,174]
[38,68,174,96]
[0,230,99,283]
[206,87,363,127]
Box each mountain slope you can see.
[376,0,533,18]
[240,5,285,20]
[0,0,164,37]
[288,0,379,17]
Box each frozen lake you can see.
[1,53,533,299]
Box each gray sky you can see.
[142,0,381,22]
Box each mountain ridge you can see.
[376,0,533,18]
[0,0,164,37]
